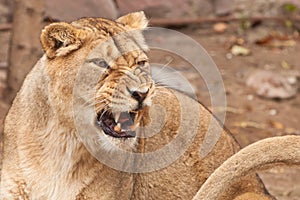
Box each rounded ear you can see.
[116,11,148,30]
[40,22,87,59]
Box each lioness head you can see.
[40,12,155,150]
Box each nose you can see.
[131,90,148,104]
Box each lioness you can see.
[1,12,274,199]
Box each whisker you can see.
[152,69,184,78]
[154,82,172,87]
[154,84,168,88]
[80,91,108,107]
[151,58,174,77]
[82,98,105,107]
[99,109,109,119]
[95,104,111,115]
[153,77,186,85]
[82,100,109,110]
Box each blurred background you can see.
[0,0,299,199]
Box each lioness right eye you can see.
[90,59,110,69]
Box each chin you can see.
[96,129,138,153]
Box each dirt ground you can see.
[0,20,300,199]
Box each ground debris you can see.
[281,60,291,69]
[212,106,244,114]
[268,120,284,130]
[231,45,251,56]
[233,121,265,129]
[213,22,228,33]
[255,32,296,48]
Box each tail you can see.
[192,135,300,200]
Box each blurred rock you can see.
[115,0,190,18]
[214,0,233,16]
[0,0,12,23]
[246,70,299,99]
[45,0,118,21]
[189,0,214,17]
[115,0,228,18]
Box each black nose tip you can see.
[131,90,148,104]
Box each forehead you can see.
[88,32,148,63]
[73,18,148,62]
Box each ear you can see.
[116,11,148,30]
[40,22,86,59]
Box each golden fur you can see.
[1,12,275,199]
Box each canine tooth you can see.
[114,123,121,132]
[130,122,140,131]
[136,112,143,122]
[114,112,121,123]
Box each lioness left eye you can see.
[90,59,110,69]
[137,60,147,66]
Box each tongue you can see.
[118,112,130,123]
[119,112,134,130]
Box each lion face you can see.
[89,38,155,139]
[40,12,155,148]
[93,55,154,139]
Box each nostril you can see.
[131,90,148,103]
[132,91,141,101]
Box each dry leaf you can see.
[281,60,291,69]
[269,120,284,130]
[231,45,251,56]
[212,106,243,114]
[233,121,265,129]
[213,22,227,33]
[255,33,296,48]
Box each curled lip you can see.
[97,110,141,138]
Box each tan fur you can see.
[1,12,274,199]
[193,135,300,200]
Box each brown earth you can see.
[0,21,300,199]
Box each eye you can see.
[137,60,147,66]
[90,58,110,69]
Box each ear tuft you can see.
[40,22,86,59]
[116,11,148,30]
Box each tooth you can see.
[130,122,140,131]
[114,112,120,123]
[136,112,143,122]
[121,129,128,132]
[114,123,121,132]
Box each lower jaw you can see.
[105,131,136,138]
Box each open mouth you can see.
[96,110,141,138]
